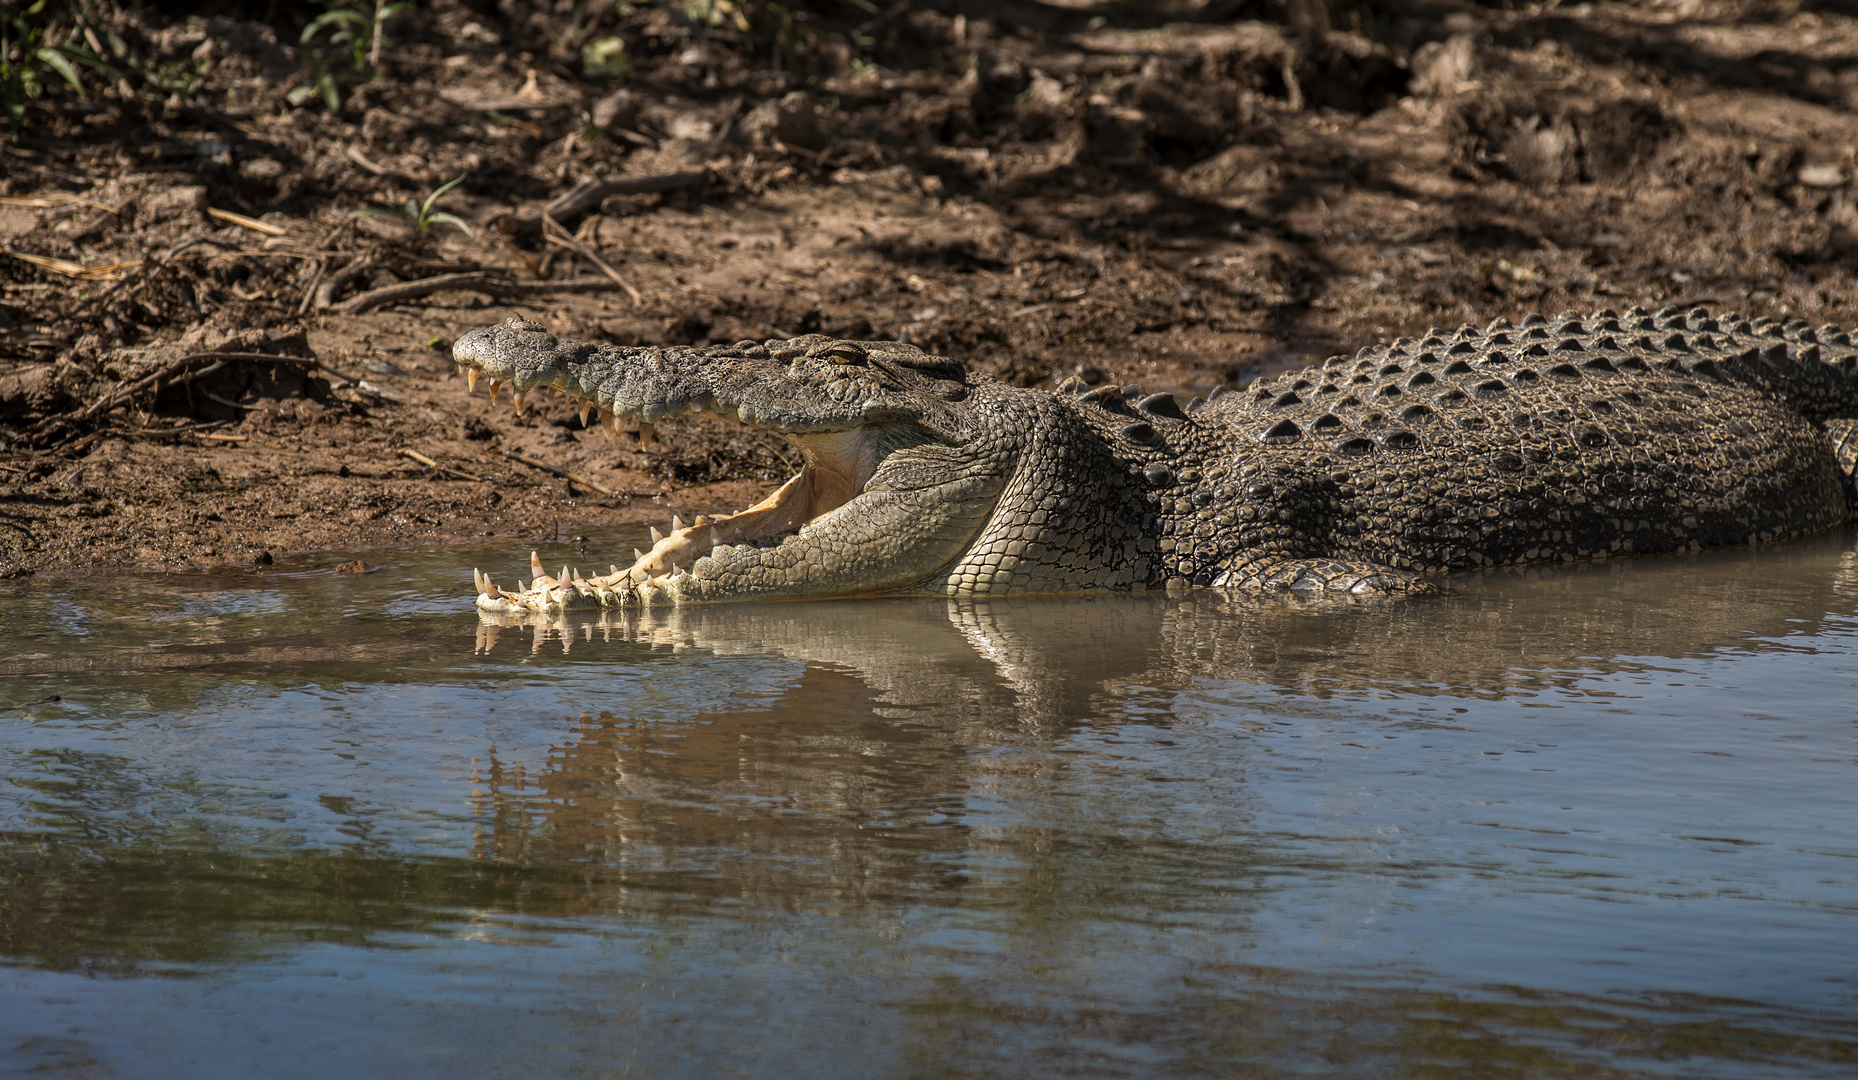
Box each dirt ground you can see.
[2,0,1856,579]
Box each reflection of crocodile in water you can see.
[452,307,1858,611]
[475,528,1858,724]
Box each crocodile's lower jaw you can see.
[469,404,910,613]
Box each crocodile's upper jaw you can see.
[452,319,1005,609]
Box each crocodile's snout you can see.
[451,317,571,392]
[451,321,1009,612]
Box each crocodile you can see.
[451,307,1858,612]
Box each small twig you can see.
[53,352,315,433]
[513,170,706,229]
[542,211,642,305]
[121,419,232,438]
[4,250,140,280]
[207,207,288,236]
[346,143,390,176]
[185,352,318,368]
[198,432,248,443]
[401,448,486,482]
[354,380,405,403]
[296,256,328,317]
[314,253,376,311]
[313,216,357,250]
[499,449,620,496]
[0,192,117,213]
[334,272,630,315]
[202,390,263,411]
[759,438,796,473]
[66,233,230,321]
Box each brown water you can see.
[1,531,1855,1078]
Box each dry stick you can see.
[0,193,117,213]
[296,256,328,317]
[73,353,315,423]
[202,390,262,411]
[498,449,623,497]
[542,212,643,305]
[54,359,228,435]
[514,170,706,229]
[345,143,390,176]
[66,233,226,321]
[400,448,486,482]
[298,218,355,316]
[208,207,288,236]
[335,272,630,315]
[122,419,231,438]
[314,253,375,311]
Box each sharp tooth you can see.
[513,391,526,414]
[560,565,570,586]
[579,404,592,426]
[650,526,663,544]
[672,515,685,533]
[693,515,710,527]
[634,548,645,563]
[610,565,620,575]
[638,421,655,450]
[473,568,485,593]
[531,551,546,582]
[467,368,480,393]
[488,379,502,404]
[708,527,719,550]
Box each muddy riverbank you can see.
[4,0,1856,575]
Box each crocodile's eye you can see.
[809,342,869,365]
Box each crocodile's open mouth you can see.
[463,368,937,609]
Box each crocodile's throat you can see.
[597,421,935,584]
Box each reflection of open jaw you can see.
[473,606,701,656]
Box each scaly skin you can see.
[452,307,1858,611]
